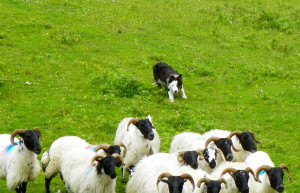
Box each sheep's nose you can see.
[110,173,117,179]
[250,148,257,153]
[147,133,154,140]
[209,160,216,168]
[226,153,233,161]
[241,188,249,193]
[34,147,42,154]
[191,163,198,169]
[276,185,284,192]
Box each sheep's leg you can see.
[21,182,27,193]
[15,187,21,193]
[121,166,126,183]
[45,177,52,193]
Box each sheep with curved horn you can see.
[197,177,228,193]
[60,148,123,193]
[114,115,160,180]
[169,132,226,173]
[0,128,42,193]
[202,129,262,162]
[245,151,293,193]
[42,136,125,193]
[156,173,195,193]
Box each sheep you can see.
[244,151,293,193]
[42,136,125,193]
[202,130,262,162]
[210,162,258,193]
[197,177,228,193]
[126,153,196,193]
[114,115,160,179]
[169,132,226,173]
[0,128,42,193]
[60,148,124,193]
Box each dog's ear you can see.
[177,74,182,80]
[168,75,176,83]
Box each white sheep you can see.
[202,130,262,162]
[126,153,196,193]
[0,128,42,192]
[244,151,293,193]
[114,115,160,179]
[169,132,225,173]
[60,148,124,193]
[42,136,126,193]
[210,161,258,193]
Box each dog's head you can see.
[167,74,182,94]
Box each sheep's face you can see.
[167,75,183,94]
[266,167,284,192]
[204,181,222,193]
[96,156,122,179]
[230,170,250,193]
[161,176,186,193]
[104,145,121,156]
[134,119,155,140]
[203,148,217,169]
[182,151,198,169]
[214,138,233,161]
[20,130,41,154]
[236,132,257,153]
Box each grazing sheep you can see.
[210,162,258,193]
[42,136,125,193]
[0,128,42,193]
[60,148,123,193]
[169,132,225,173]
[114,115,160,179]
[202,130,261,162]
[245,151,293,193]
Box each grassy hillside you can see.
[0,0,299,192]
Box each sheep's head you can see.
[94,142,126,157]
[177,150,203,169]
[10,127,42,154]
[127,116,155,141]
[202,147,225,169]
[157,172,194,193]
[197,177,227,193]
[221,167,255,193]
[228,131,261,153]
[205,137,238,161]
[255,164,292,193]
[91,154,124,179]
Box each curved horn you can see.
[157,172,172,190]
[196,149,204,160]
[115,142,127,157]
[217,148,226,161]
[227,137,240,152]
[177,151,185,162]
[279,164,293,181]
[127,118,139,131]
[90,155,104,166]
[94,144,109,153]
[205,137,220,149]
[255,165,271,183]
[197,177,210,188]
[217,178,228,189]
[220,168,237,177]
[228,131,243,139]
[245,167,257,181]
[10,129,26,145]
[34,127,42,139]
[180,174,195,191]
[112,153,125,165]
[249,131,262,144]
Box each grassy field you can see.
[0,0,299,192]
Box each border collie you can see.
[153,62,187,102]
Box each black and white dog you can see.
[153,62,187,102]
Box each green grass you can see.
[0,0,299,192]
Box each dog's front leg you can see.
[168,90,175,102]
[181,86,187,99]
